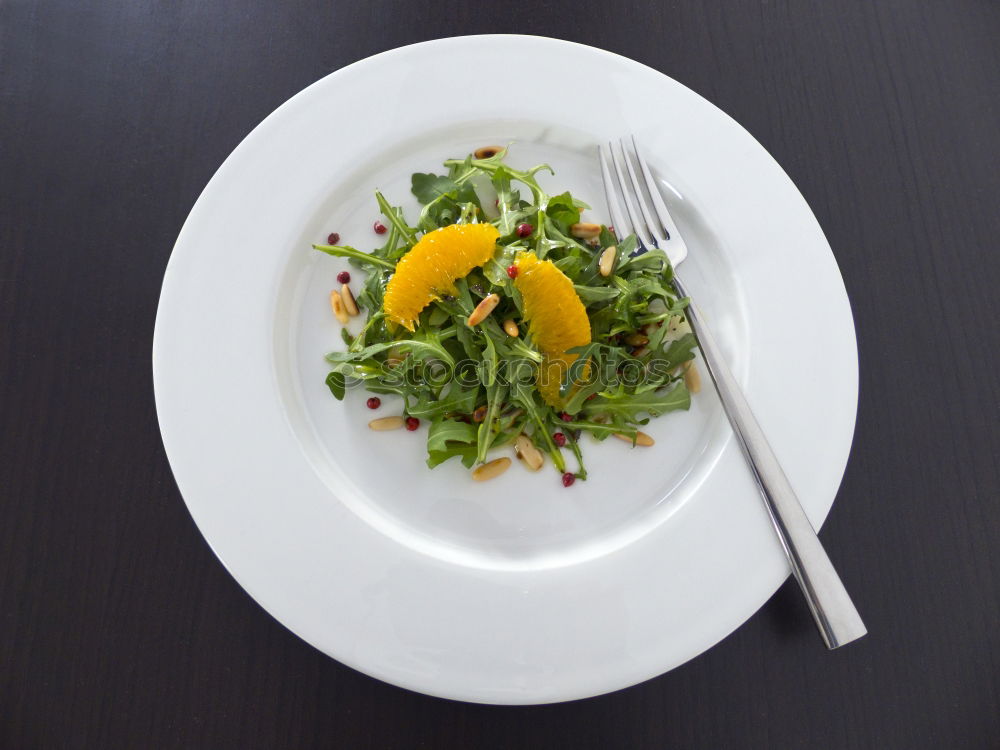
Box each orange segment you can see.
[513,251,592,407]
[384,223,500,331]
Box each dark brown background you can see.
[3,1,999,748]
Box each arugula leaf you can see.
[407,382,479,419]
[476,382,508,463]
[326,337,455,368]
[618,245,669,273]
[313,244,395,270]
[480,334,498,387]
[484,243,520,286]
[556,342,628,411]
[573,420,636,440]
[545,191,582,234]
[375,192,417,246]
[584,382,691,421]
[554,255,585,278]
[661,333,698,369]
[355,271,389,317]
[427,444,479,469]
[491,166,521,235]
[563,430,588,479]
[427,417,478,452]
[414,176,484,231]
[411,173,459,203]
[324,371,346,400]
[573,284,620,304]
[627,276,673,301]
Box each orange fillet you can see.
[383,223,500,331]
[513,251,592,407]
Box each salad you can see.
[315,147,700,486]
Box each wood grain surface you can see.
[2,1,998,747]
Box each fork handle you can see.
[673,274,867,648]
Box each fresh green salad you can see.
[314,147,698,486]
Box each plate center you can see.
[274,120,747,571]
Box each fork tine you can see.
[609,141,655,249]
[619,137,664,246]
[631,135,675,241]
[598,144,631,241]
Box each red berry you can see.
[405,416,420,431]
[366,397,381,409]
[373,221,387,234]
[561,472,575,487]
[337,271,351,284]
[506,265,518,279]
[560,412,572,422]
[553,432,566,447]
[516,222,533,237]
[327,232,340,244]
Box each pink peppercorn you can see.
[337,271,351,284]
[405,417,420,431]
[506,265,518,279]
[516,223,533,237]
[327,232,340,244]
[561,472,575,487]
[553,432,567,447]
[366,397,381,409]
[374,221,387,234]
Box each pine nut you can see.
[599,245,617,277]
[503,318,519,337]
[341,284,359,316]
[368,416,405,431]
[570,222,601,239]
[472,405,487,423]
[684,361,702,394]
[631,346,648,358]
[513,435,544,471]
[625,333,649,346]
[474,145,503,159]
[467,293,500,326]
[329,289,349,324]
[613,431,655,447]
[472,457,512,481]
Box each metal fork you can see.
[600,136,867,649]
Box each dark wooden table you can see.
[3,1,999,747]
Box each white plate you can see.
[153,35,857,704]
